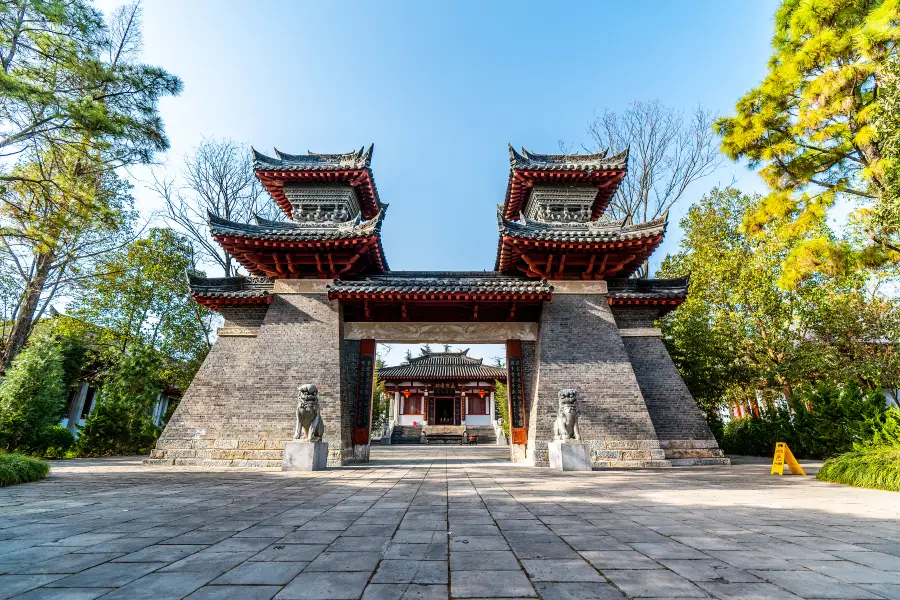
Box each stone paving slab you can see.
[0,447,899,599]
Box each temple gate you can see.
[147,144,727,467]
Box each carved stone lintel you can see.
[342,322,539,343]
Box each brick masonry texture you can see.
[529,294,663,467]
[612,306,726,463]
[151,293,351,466]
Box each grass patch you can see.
[817,445,900,492]
[0,452,50,486]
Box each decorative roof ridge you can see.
[497,206,668,234]
[606,275,689,292]
[508,144,629,170]
[337,270,547,281]
[209,206,387,236]
[186,271,275,293]
[252,144,374,170]
[406,349,482,366]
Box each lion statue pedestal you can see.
[283,384,328,471]
[547,389,591,472]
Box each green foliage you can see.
[817,445,900,492]
[371,358,390,436]
[68,228,213,389]
[0,331,67,451]
[0,453,50,487]
[38,425,75,459]
[716,0,900,279]
[720,384,889,458]
[494,381,510,439]
[659,187,899,417]
[868,406,900,446]
[74,345,163,457]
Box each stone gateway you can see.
[146,144,728,468]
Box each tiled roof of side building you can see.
[380,350,507,380]
[497,208,668,244]
[186,273,275,298]
[508,145,630,171]
[606,276,689,299]
[327,271,553,296]
[207,208,387,242]
[252,145,374,171]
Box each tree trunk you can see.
[2,251,53,370]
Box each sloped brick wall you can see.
[613,306,728,465]
[529,295,666,467]
[148,293,351,467]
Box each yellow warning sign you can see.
[771,442,805,476]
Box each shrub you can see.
[37,425,75,459]
[817,445,900,492]
[720,384,889,459]
[0,452,50,486]
[74,346,163,457]
[0,332,67,451]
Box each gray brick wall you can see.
[529,295,663,467]
[150,293,351,467]
[612,306,725,462]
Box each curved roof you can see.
[186,273,275,310]
[497,208,668,244]
[208,208,387,242]
[380,350,507,381]
[252,145,374,171]
[607,276,689,300]
[327,271,552,298]
[509,145,629,171]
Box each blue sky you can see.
[96,0,781,365]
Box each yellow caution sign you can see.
[771,442,805,476]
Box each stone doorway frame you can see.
[344,321,539,462]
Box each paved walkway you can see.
[1,446,899,600]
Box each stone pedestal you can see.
[283,441,328,471]
[548,441,592,472]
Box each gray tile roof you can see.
[208,208,387,242]
[607,277,689,299]
[497,208,668,244]
[187,273,275,299]
[327,271,553,296]
[509,145,629,171]
[380,350,507,380]
[252,145,373,171]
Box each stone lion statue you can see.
[552,389,581,442]
[294,384,325,442]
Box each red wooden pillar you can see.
[353,339,376,445]
[506,339,528,447]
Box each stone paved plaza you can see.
[1,447,899,600]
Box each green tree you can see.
[658,187,891,410]
[716,0,900,281]
[494,380,509,439]
[67,228,213,389]
[0,1,182,368]
[0,329,66,450]
[74,344,162,456]
[370,356,390,437]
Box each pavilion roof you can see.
[252,145,382,220]
[208,208,389,278]
[252,146,374,171]
[508,146,630,172]
[501,145,629,220]
[607,276,688,313]
[496,209,668,244]
[380,350,507,381]
[327,271,552,300]
[208,208,387,242]
[187,273,274,310]
[495,209,668,278]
